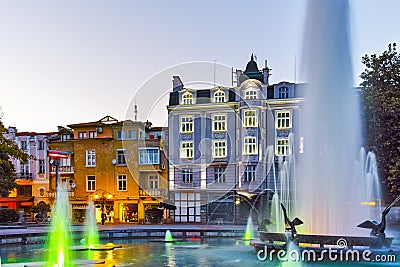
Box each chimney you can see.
[263,60,271,85]
[172,76,184,92]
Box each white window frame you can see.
[117,174,127,191]
[244,89,257,100]
[62,134,70,141]
[278,87,289,98]
[86,150,96,167]
[276,138,291,156]
[243,110,258,127]
[214,167,226,183]
[180,142,194,159]
[182,92,193,105]
[38,159,45,174]
[78,132,87,139]
[276,110,292,129]
[244,165,256,183]
[212,114,226,132]
[244,136,257,155]
[149,175,159,189]
[88,131,97,139]
[116,149,126,165]
[182,169,193,184]
[180,116,193,133]
[86,175,96,192]
[127,130,136,140]
[213,140,227,158]
[138,148,160,165]
[214,90,226,103]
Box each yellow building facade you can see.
[55,116,169,224]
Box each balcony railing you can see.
[16,173,33,179]
[51,166,75,173]
[48,191,75,198]
[139,189,168,198]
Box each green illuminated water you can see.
[165,230,174,242]
[83,201,99,247]
[45,185,74,266]
[244,217,254,240]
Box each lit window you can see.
[243,110,257,127]
[244,137,257,155]
[276,138,291,156]
[214,167,226,183]
[244,90,257,100]
[278,87,289,98]
[86,150,96,166]
[244,165,256,183]
[139,148,160,164]
[116,149,126,165]
[214,90,225,103]
[213,141,227,158]
[78,132,87,139]
[213,115,226,132]
[117,174,127,191]
[180,142,194,158]
[182,92,193,105]
[276,111,291,129]
[182,169,193,183]
[87,175,96,192]
[149,175,159,189]
[180,116,193,133]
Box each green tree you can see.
[0,119,29,197]
[360,43,400,199]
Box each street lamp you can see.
[48,150,69,193]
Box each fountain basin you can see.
[258,231,394,249]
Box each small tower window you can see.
[278,87,289,99]
[214,90,225,103]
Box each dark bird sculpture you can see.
[357,195,400,237]
[281,203,304,239]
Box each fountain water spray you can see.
[244,216,254,241]
[45,185,73,266]
[83,201,100,248]
[165,230,174,242]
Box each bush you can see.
[0,208,20,223]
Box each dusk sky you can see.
[1,0,399,132]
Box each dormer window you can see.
[182,92,193,105]
[214,90,225,103]
[244,89,257,100]
[278,87,289,99]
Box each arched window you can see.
[214,90,226,103]
[182,92,193,105]
[278,87,289,99]
[244,89,257,100]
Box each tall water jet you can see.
[244,216,254,240]
[297,0,367,235]
[165,230,174,242]
[83,201,100,247]
[46,185,73,266]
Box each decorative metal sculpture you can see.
[281,203,304,239]
[358,195,400,237]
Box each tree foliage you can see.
[0,119,29,197]
[361,43,400,199]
